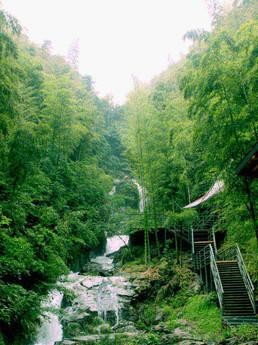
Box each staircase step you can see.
[223,312,255,315]
[223,316,258,325]
[224,297,251,305]
[224,292,249,295]
[219,272,240,275]
[222,280,246,290]
[222,283,245,286]
[221,276,243,279]
[219,269,240,272]
[220,277,243,280]
[223,305,253,309]
[222,286,246,289]
[224,304,252,308]
[224,297,251,301]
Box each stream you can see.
[34,235,135,345]
[34,180,144,345]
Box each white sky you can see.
[3,0,212,104]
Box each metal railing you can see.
[236,245,256,313]
[191,226,194,254]
[210,244,224,309]
[194,244,224,310]
[217,245,237,261]
[217,244,256,314]
[195,244,211,270]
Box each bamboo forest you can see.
[0,0,257,344]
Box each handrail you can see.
[236,245,256,313]
[212,228,217,254]
[209,244,224,309]
[217,245,237,261]
[195,244,224,311]
[217,244,255,313]
[196,244,211,269]
[191,226,194,254]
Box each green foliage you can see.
[94,333,160,345]
[0,5,127,343]
[0,282,40,342]
[136,303,157,329]
[230,323,258,342]
[122,0,258,268]
[182,294,224,341]
[0,1,257,342]
[165,209,198,228]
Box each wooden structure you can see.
[237,142,258,178]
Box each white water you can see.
[34,290,63,345]
[97,280,119,326]
[105,235,129,255]
[34,235,129,345]
[108,186,116,196]
[133,180,145,213]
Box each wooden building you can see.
[237,142,258,179]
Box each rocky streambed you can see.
[34,236,141,345]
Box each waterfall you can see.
[97,280,119,327]
[33,235,130,344]
[105,235,129,255]
[34,290,63,345]
[133,180,146,213]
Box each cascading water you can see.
[105,235,129,255]
[34,290,63,345]
[97,280,119,326]
[34,235,130,345]
[133,180,146,213]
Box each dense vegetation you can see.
[122,0,258,271]
[0,6,131,344]
[0,0,257,344]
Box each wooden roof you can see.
[236,142,258,178]
[184,180,224,209]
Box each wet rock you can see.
[69,332,139,344]
[152,322,170,333]
[36,236,138,345]
[155,308,166,323]
[62,308,89,322]
[113,321,138,333]
[83,256,114,276]
[56,340,76,345]
[59,273,137,334]
[189,274,202,294]
[173,327,191,338]
[223,340,258,345]
[160,333,207,345]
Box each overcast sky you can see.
[3,0,212,104]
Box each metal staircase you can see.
[192,230,257,326]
